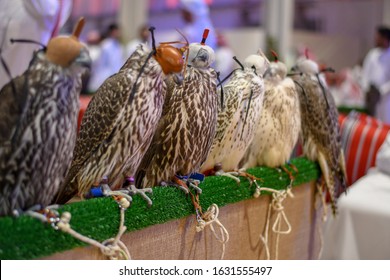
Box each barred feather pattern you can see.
[241,75,301,168]
[136,65,218,188]
[0,51,85,216]
[293,73,347,213]
[55,45,167,203]
[200,68,265,172]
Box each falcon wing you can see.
[0,75,28,144]
[56,71,134,203]
[212,70,245,146]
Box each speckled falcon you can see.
[200,50,269,179]
[291,55,347,214]
[240,53,301,179]
[0,19,91,216]
[55,28,186,204]
[135,34,218,191]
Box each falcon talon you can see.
[188,181,202,194]
[174,184,190,194]
[124,184,153,207]
[23,206,61,230]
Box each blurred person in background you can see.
[324,66,364,108]
[214,30,234,81]
[88,23,124,93]
[0,0,73,89]
[362,26,390,122]
[125,24,149,58]
[179,0,217,50]
[85,30,102,63]
[83,29,102,94]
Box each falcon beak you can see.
[263,67,272,78]
[172,72,183,85]
[75,47,92,69]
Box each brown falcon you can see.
[200,51,269,181]
[0,19,91,216]
[240,53,301,182]
[291,55,347,214]
[55,28,186,205]
[135,35,218,192]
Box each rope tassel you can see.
[56,209,131,260]
[195,204,229,260]
[33,196,132,260]
[256,186,294,260]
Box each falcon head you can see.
[263,50,287,79]
[264,61,288,80]
[187,43,215,68]
[243,53,269,76]
[151,28,187,84]
[45,17,91,71]
[292,57,319,75]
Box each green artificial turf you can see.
[0,157,320,260]
[337,106,368,115]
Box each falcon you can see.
[135,30,218,193]
[55,27,186,205]
[200,50,269,182]
[240,51,301,184]
[0,18,91,216]
[291,54,347,214]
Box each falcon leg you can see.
[85,176,133,205]
[216,170,242,184]
[121,176,153,207]
[214,164,263,187]
[237,168,263,186]
[187,178,202,194]
[280,162,298,187]
[288,162,299,173]
[213,163,241,184]
[164,176,204,213]
[13,204,61,227]
[163,176,190,194]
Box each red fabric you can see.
[340,112,390,184]
[293,112,389,186]
[346,111,390,128]
[339,113,347,126]
[78,95,92,131]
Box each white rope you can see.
[259,203,272,260]
[55,196,132,260]
[100,206,131,260]
[256,185,294,260]
[196,204,229,260]
[315,183,326,259]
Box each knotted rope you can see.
[255,186,294,260]
[33,196,132,260]
[195,203,229,260]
